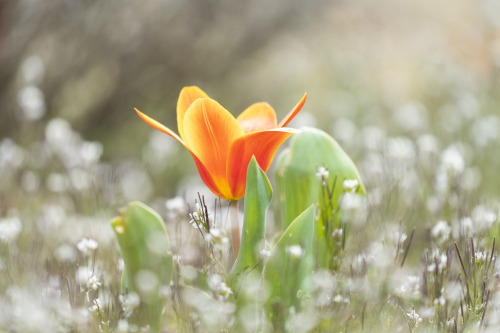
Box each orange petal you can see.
[135,108,223,198]
[135,108,186,147]
[277,93,307,128]
[177,86,209,140]
[191,153,228,199]
[236,102,278,133]
[227,128,297,199]
[182,98,244,200]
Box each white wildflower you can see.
[475,251,487,263]
[395,275,420,297]
[438,253,448,271]
[76,266,93,286]
[120,292,140,316]
[434,296,445,306]
[316,166,329,185]
[431,221,451,243]
[341,192,363,211]
[0,217,22,243]
[208,274,223,291]
[286,245,303,258]
[218,282,233,301]
[77,238,98,255]
[386,137,416,164]
[208,228,229,248]
[343,179,359,192]
[18,85,46,120]
[332,228,343,238]
[471,205,497,231]
[460,217,473,235]
[86,275,101,291]
[333,294,346,303]
[89,298,102,313]
[117,319,129,333]
[165,196,186,220]
[441,146,465,175]
[407,308,423,326]
[260,248,271,257]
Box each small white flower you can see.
[117,319,129,333]
[54,244,76,263]
[343,179,359,192]
[208,274,223,291]
[86,275,101,291]
[117,258,125,272]
[77,238,98,255]
[316,166,329,185]
[434,296,445,306]
[341,193,363,211]
[260,248,271,258]
[431,221,451,243]
[332,228,343,238]
[333,294,344,303]
[218,282,233,301]
[189,212,200,228]
[460,217,473,234]
[165,197,187,220]
[407,308,423,326]
[471,205,497,231]
[441,146,465,175]
[0,217,22,243]
[120,292,140,316]
[438,254,448,271]
[76,266,93,285]
[89,298,102,313]
[475,251,486,263]
[286,245,303,258]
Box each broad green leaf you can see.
[264,206,315,328]
[112,201,173,333]
[230,156,272,283]
[275,127,364,269]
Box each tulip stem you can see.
[230,200,240,260]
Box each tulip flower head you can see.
[135,86,306,201]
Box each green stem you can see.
[230,200,240,260]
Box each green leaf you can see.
[111,201,173,333]
[230,156,272,283]
[275,127,364,269]
[264,206,315,329]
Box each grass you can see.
[1,104,499,333]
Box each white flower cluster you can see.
[431,220,451,244]
[407,308,423,326]
[120,292,141,317]
[286,245,303,258]
[427,251,448,273]
[0,217,22,243]
[165,196,187,220]
[343,179,359,192]
[395,275,421,297]
[205,228,229,249]
[208,274,233,301]
[434,145,465,194]
[76,238,98,256]
[315,166,329,185]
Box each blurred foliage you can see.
[1,0,500,331]
[2,0,500,200]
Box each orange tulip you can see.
[135,86,307,201]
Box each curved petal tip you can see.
[278,93,307,128]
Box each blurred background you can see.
[1,0,500,204]
[1,0,500,330]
